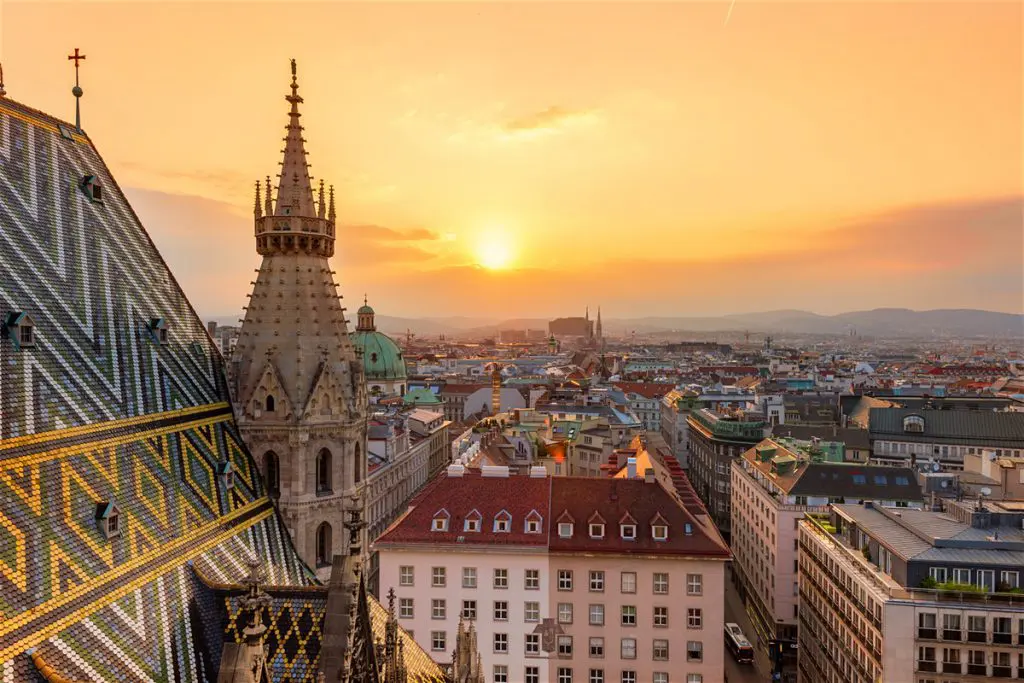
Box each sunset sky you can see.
[3,1,1022,320]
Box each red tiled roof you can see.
[439,383,489,396]
[611,382,675,400]
[548,478,730,557]
[375,471,551,547]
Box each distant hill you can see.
[206,308,1022,339]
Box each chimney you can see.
[643,468,655,484]
[207,321,217,338]
[626,456,637,479]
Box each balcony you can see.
[941,662,962,675]
[992,666,1012,678]
[967,664,987,676]
[967,630,987,643]
[917,661,937,673]
[942,629,963,641]
[917,628,937,640]
[993,632,1012,645]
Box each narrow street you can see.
[723,564,772,683]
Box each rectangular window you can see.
[525,634,540,656]
[462,567,477,589]
[590,523,605,538]
[1000,570,1020,589]
[653,606,668,627]
[493,633,508,653]
[654,639,670,661]
[494,568,508,589]
[432,567,446,588]
[620,672,636,683]
[621,572,637,594]
[525,667,540,683]
[525,601,540,622]
[620,638,637,659]
[493,601,508,621]
[589,604,605,626]
[686,573,703,596]
[431,631,446,652]
[558,668,573,683]
[559,570,574,591]
[686,676,703,683]
[621,605,636,626]
[590,571,605,592]
[493,665,508,683]
[653,573,669,594]
[953,568,970,584]
[462,600,476,619]
[399,598,414,619]
[399,565,414,586]
[558,635,574,657]
[653,674,668,683]
[929,567,948,582]
[589,637,604,658]
[431,599,446,620]
[589,670,604,683]
[687,608,703,629]
[525,569,541,590]
[558,602,574,624]
[686,640,702,662]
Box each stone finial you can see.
[318,179,326,219]
[254,181,262,219]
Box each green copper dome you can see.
[351,329,407,381]
[357,303,375,316]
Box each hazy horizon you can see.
[7,1,1022,319]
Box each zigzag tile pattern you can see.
[0,99,315,681]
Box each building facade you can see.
[377,468,731,683]
[230,61,367,580]
[660,390,697,469]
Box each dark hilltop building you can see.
[0,64,458,681]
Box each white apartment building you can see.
[376,466,731,683]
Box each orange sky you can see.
[3,1,1022,320]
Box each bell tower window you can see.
[264,451,280,497]
[354,443,363,484]
[316,448,332,495]
[265,395,276,413]
[316,522,332,567]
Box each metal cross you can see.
[68,48,86,83]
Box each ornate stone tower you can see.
[231,60,367,580]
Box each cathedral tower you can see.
[231,60,367,579]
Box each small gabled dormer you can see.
[95,500,122,540]
[650,512,669,542]
[431,508,450,532]
[464,509,482,532]
[903,414,925,433]
[556,511,575,539]
[493,509,512,533]
[524,509,543,534]
[587,512,606,539]
[216,461,235,490]
[3,312,35,350]
[80,174,103,203]
[146,318,169,345]
[619,512,637,541]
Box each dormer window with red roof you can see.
[431,509,450,532]
[494,510,512,533]
[524,509,543,534]
[651,513,669,541]
[620,512,637,541]
[464,509,482,532]
[557,511,575,539]
[588,512,606,539]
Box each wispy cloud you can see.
[498,106,602,140]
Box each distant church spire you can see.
[596,306,603,339]
[274,59,316,217]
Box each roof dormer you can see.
[3,312,35,350]
[216,461,235,490]
[95,500,122,540]
[619,512,637,541]
[146,318,169,345]
[524,509,543,534]
[650,512,669,541]
[587,511,606,539]
[493,509,512,533]
[903,414,925,433]
[464,509,482,532]
[556,510,575,538]
[431,508,450,532]
[80,174,103,203]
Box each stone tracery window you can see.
[316,448,332,494]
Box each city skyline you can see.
[4,1,1021,319]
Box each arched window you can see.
[354,443,363,484]
[316,522,332,567]
[316,449,332,495]
[264,451,280,497]
[265,395,275,412]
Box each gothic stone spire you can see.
[275,58,316,217]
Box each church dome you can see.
[357,303,375,316]
[352,329,408,381]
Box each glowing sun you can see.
[475,230,515,270]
